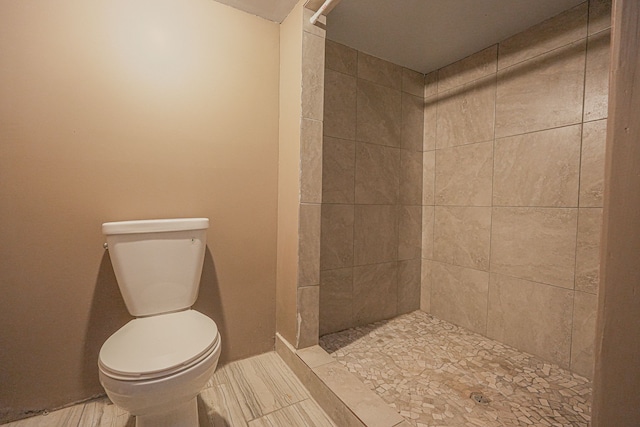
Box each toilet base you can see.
[135,397,198,427]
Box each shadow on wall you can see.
[193,248,228,365]
[82,246,227,399]
[82,251,132,398]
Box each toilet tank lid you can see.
[102,218,209,235]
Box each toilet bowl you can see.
[99,218,220,427]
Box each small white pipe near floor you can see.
[310,0,338,24]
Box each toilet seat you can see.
[99,309,219,381]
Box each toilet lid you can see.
[99,310,219,380]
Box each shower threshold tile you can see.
[320,311,591,427]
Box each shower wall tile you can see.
[433,206,491,271]
[323,69,357,140]
[438,45,498,92]
[356,80,402,147]
[300,118,323,204]
[571,291,598,379]
[354,142,399,204]
[584,30,611,122]
[423,97,437,151]
[319,267,353,336]
[401,92,425,151]
[575,208,603,294]
[487,274,573,368]
[353,262,398,325]
[402,68,425,97]
[353,205,398,265]
[493,125,581,207]
[325,40,357,76]
[320,204,354,270]
[497,3,588,70]
[435,141,493,206]
[398,205,422,260]
[399,149,423,205]
[490,207,578,288]
[424,72,438,98]
[357,52,402,90]
[420,259,432,312]
[436,75,496,148]
[580,119,607,207]
[322,137,355,204]
[422,150,435,205]
[303,7,326,37]
[431,262,489,334]
[421,206,434,260]
[398,259,421,314]
[588,0,612,35]
[297,285,319,348]
[495,40,586,138]
[302,31,326,121]
[298,203,321,287]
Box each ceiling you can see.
[215,0,585,74]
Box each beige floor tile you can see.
[247,399,336,427]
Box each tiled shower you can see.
[319,0,609,382]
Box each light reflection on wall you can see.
[102,0,202,92]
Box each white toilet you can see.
[99,218,221,427]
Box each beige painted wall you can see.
[0,0,279,421]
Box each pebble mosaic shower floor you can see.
[320,311,591,427]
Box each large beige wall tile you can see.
[398,205,422,260]
[422,151,435,205]
[580,119,607,207]
[354,205,398,265]
[495,40,586,139]
[356,80,402,147]
[401,92,424,151]
[571,291,598,379]
[319,268,353,336]
[433,206,491,271]
[357,52,402,90]
[297,285,319,348]
[436,75,496,148]
[421,206,434,260]
[353,262,398,325]
[424,72,437,98]
[323,69,356,140]
[320,204,354,270]
[487,274,573,368]
[498,3,588,70]
[354,142,400,204]
[588,0,612,35]
[402,68,425,97]
[298,203,321,287]
[301,31,325,121]
[322,137,355,204]
[575,208,603,294]
[584,30,611,122]
[491,207,578,288]
[398,259,421,314]
[399,149,423,205]
[300,118,323,204]
[431,262,489,334]
[423,97,437,151]
[325,40,357,76]
[420,259,432,312]
[493,125,581,207]
[438,45,498,92]
[435,141,493,206]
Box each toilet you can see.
[99,218,221,427]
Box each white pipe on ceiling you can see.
[309,0,339,25]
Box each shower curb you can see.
[275,333,410,427]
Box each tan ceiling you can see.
[215,0,585,73]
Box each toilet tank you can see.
[102,218,209,317]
